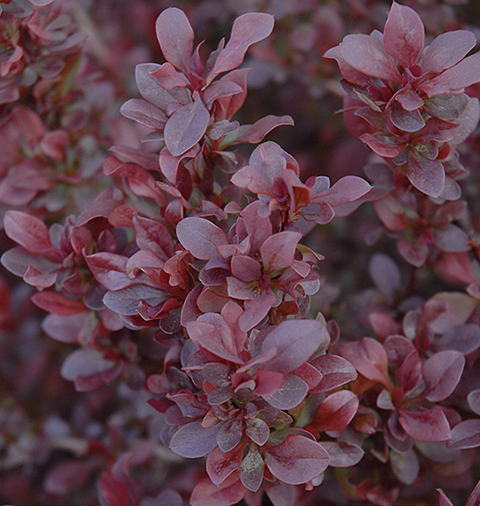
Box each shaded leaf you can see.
[177,217,227,260]
[447,419,480,449]
[169,421,220,458]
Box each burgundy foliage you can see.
[2,2,480,506]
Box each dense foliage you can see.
[2,1,480,505]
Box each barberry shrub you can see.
[1,1,480,506]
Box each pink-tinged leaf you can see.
[420,53,480,97]
[217,420,243,452]
[245,418,270,446]
[214,69,249,120]
[339,34,402,81]
[337,337,391,388]
[149,62,188,90]
[399,407,451,441]
[263,374,308,410]
[133,215,175,259]
[240,444,264,492]
[164,97,210,157]
[440,325,480,355]
[230,115,294,145]
[61,348,115,382]
[264,435,330,485]
[76,187,124,226]
[203,80,243,109]
[155,8,194,73]
[120,98,167,130]
[396,350,422,393]
[397,237,429,267]
[103,285,166,316]
[447,419,480,449]
[260,231,302,273]
[422,30,477,73]
[4,211,62,262]
[186,321,243,364]
[169,421,220,458]
[390,449,419,485]
[261,319,325,374]
[435,224,470,253]
[238,289,276,332]
[468,390,480,415]
[437,489,455,506]
[312,390,359,432]
[395,89,424,111]
[207,445,243,486]
[31,291,86,316]
[177,217,228,260]
[423,350,465,402]
[319,441,364,468]
[383,2,424,68]
[230,255,261,283]
[314,175,371,207]
[360,133,403,158]
[84,252,132,290]
[190,474,246,506]
[425,292,478,334]
[310,354,357,392]
[210,13,274,80]
[42,313,87,343]
[407,154,445,198]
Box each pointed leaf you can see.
[240,444,264,493]
[260,230,302,272]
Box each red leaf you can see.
[190,474,246,506]
[312,390,359,432]
[337,337,391,388]
[264,435,329,485]
[206,445,243,486]
[260,230,302,273]
[31,291,86,316]
[155,8,194,73]
[84,252,132,290]
[319,441,364,468]
[406,154,445,198]
[399,406,451,442]
[310,354,357,392]
[383,2,424,69]
[422,30,476,73]
[231,115,294,145]
[120,98,167,130]
[4,211,62,262]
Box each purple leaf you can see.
[439,324,480,355]
[369,253,401,299]
[337,337,391,388]
[240,444,264,492]
[360,133,403,158]
[263,374,308,410]
[420,53,480,97]
[245,418,270,446]
[120,98,167,130]
[169,421,220,458]
[447,419,480,449]
[399,407,451,442]
[319,441,364,468]
[206,445,242,486]
[103,286,167,316]
[84,252,132,290]
[260,230,302,273]
[150,62,189,90]
[312,390,359,432]
[468,390,480,415]
[339,34,402,81]
[383,2,424,68]
[31,292,86,316]
[425,292,478,334]
[164,97,210,157]
[217,420,243,453]
[390,449,420,485]
[406,154,445,198]
[437,489,455,506]
[423,350,464,402]
[397,237,429,267]
[261,319,325,374]
[177,217,228,260]
[422,30,477,73]
[435,224,470,253]
[310,354,357,392]
[238,289,277,332]
[210,13,274,80]
[314,175,371,207]
[390,104,425,132]
[135,63,177,109]
[264,435,330,485]
[155,8,194,73]
[42,313,87,343]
